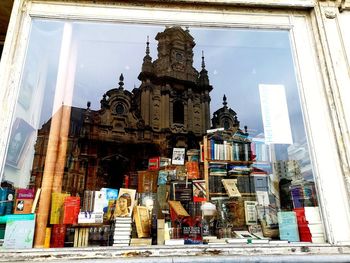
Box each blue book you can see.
[100,188,119,213]
[278,211,300,242]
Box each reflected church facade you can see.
[31,27,242,194]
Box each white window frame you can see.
[0,0,350,245]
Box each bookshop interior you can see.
[0,20,326,249]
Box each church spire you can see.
[223,94,227,107]
[201,50,206,70]
[118,73,124,89]
[140,35,154,74]
[198,50,211,90]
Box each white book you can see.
[226,238,248,244]
[113,243,130,247]
[164,239,184,245]
[113,239,130,244]
[113,234,131,239]
[250,239,270,244]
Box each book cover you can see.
[137,170,158,193]
[221,179,241,198]
[116,188,136,217]
[93,190,106,213]
[63,196,80,225]
[133,206,150,238]
[148,157,160,170]
[278,211,300,242]
[100,187,119,214]
[0,188,15,216]
[3,215,36,249]
[157,170,168,185]
[192,180,207,202]
[186,161,200,179]
[14,188,34,214]
[50,224,67,248]
[244,201,258,225]
[172,148,185,165]
[168,201,189,219]
[50,192,70,224]
[171,181,193,202]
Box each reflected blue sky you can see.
[27,20,305,144]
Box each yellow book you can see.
[44,227,51,248]
[133,206,150,238]
[50,192,70,224]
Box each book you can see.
[172,148,185,165]
[137,171,158,193]
[31,188,41,214]
[100,187,119,214]
[192,180,207,202]
[62,196,80,224]
[244,201,258,225]
[50,192,70,224]
[13,188,34,214]
[130,238,152,246]
[133,206,150,238]
[50,224,67,248]
[171,181,193,202]
[148,157,160,170]
[0,188,15,216]
[278,211,300,242]
[164,239,184,245]
[93,190,106,213]
[116,188,136,217]
[186,161,200,179]
[168,201,189,218]
[221,179,241,198]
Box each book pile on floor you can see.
[113,217,132,247]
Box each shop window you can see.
[0,10,330,249]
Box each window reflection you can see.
[2,20,321,245]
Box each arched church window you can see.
[173,100,184,124]
[223,119,230,130]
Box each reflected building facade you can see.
[31,27,241,195]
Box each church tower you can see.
[135,26,212,148]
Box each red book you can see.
[63,196,80,225]
[148,157,160,170]
[50,224,66,248]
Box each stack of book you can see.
[304,207,325,243]
[113,217,132,247]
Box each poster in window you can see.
[5,118,35,169]
[172,148,185,165]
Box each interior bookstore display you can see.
[0,25,325,249]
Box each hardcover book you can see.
[192,180,207,202]
[137,171,158,193]
[13,188,34,214]
[133,206,150,238]
[186,161,200,179]
[3,213,35,249]
[170,181,193,202]
[50,192,70,224]
[63,196,80,225]
[221,179,241,198]
[168,201,189,218]
[278,211,300,242]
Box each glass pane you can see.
[1,19,324,246]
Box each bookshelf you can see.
[202,130,253,201]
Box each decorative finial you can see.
[244,125,248,134]
[87,101,91,109]
[201,50,206,69]
[223,94,227,107]
[118,73,124,89]
[146,36,150,56]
